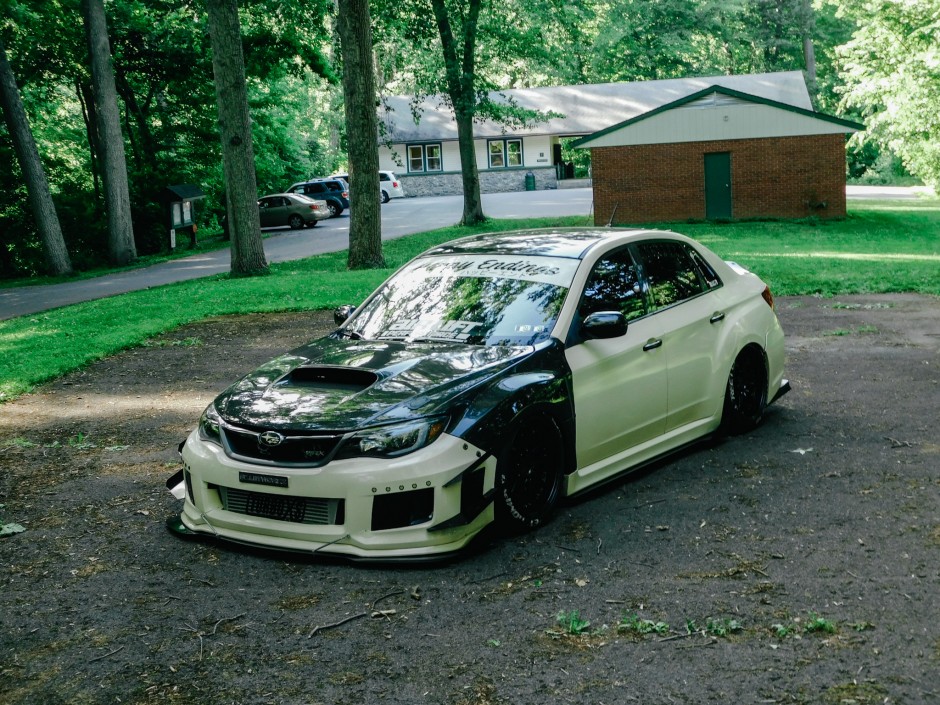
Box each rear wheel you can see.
[496,414,564,532]
[721,348,767,434]
[381,190,390,204]
[328,202,341,218]
[288,214,304,230]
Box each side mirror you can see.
[333,304,357,326]
[582,311,627,339]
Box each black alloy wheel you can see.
[496,414,564,532]
[721,348,768,434]
[288,214,304,230]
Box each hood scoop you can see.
[276,366,379,392]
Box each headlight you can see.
[198,405,222,445]
[336,417,447,459]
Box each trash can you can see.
[525,171,536,191]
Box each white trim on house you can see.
[581,95,859,148]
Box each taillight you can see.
[761,286,775,310]
[309,205,320,211]
[392,181,399,187]
[342,191,349,199]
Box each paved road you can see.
[0,184,928,320]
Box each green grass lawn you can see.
[1,200,938,402]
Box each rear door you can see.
[632,240,725,432]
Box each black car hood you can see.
[214,335,535,431]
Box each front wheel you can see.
[288,214,304,230]
[496,414,564,532]
[721,348,768,435]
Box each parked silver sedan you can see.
[258,193,330,229]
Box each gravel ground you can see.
[1,294,938,705]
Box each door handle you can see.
[709,312,726,324]
[643,338,663,352]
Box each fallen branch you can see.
[89,645,125,663]
[308,589,405,638]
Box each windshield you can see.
[346,254,579,346]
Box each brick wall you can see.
[591,134,848,225]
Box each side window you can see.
[579,249,646,322]
[635,241,708,311]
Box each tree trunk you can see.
[431,0,486,225]
[83,0,137,265]
[0,39,73,276]
[206,0,268,276]
[454,107,483,224]
[800,0,817,102]
[338,0,384,270]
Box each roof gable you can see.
[380,71,817,143]
[573,85,864,149]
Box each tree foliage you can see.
[836,0,940,190]
[0,0,932,280]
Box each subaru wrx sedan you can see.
[167,228,788,559]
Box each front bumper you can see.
[171,430,496,559]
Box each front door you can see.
[704,152,732,220]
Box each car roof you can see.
[422,227,672,260]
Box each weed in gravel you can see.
[704,617,744,637]
[556,610,591,635]
[617,613,669,636]
[1,436,36,448]
[804,613,837,634]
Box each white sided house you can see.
[377,70,856,201]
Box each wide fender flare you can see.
[452,371,576,476]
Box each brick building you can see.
[377,72,862,208]
[575,86,863,223]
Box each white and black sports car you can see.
[167,228,788,559]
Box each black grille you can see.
[219,487,343,525]
[222,427,342,467]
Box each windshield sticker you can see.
[424,320,481,342]
[414,254,578,287]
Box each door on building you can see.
[704,152,732,220]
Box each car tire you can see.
[720,347,768,435]
[381,190,390,204]
[328,202,341,218]
[308,220,318,228]
[288,214,304,230]
[495,413,564,532]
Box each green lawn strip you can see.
[2,203,939,402]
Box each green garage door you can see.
[704,152,732,220]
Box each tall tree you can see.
[0,37,72,275]
[837,0,940,190]
[206,0,268,276]
[82,0,136,265]
[430,0,485,225]
[337,0,384,269]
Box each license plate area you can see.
[245,493,307,522]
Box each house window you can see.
[488,138,523,168]
[407,144,442,173]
